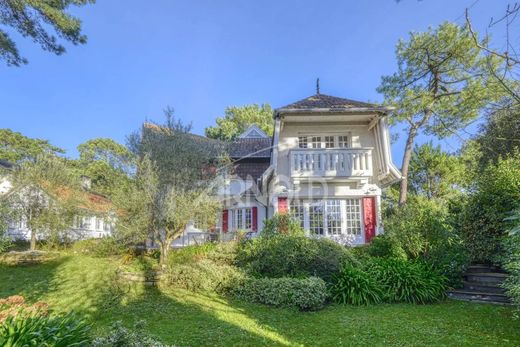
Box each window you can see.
[345,199,362,235]
[309,201,324,235]
[80,217,91,230]
[325,136,335,148]
[290,200,305,228]
[231,208,253,231]
[338,135,349,148]
[298,136,308,149]
[103,221,111,232]
[244,208,252,230]
[326,200,342,235]
[310,136,322,149]
[95,217,102,230]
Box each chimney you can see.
[80,175,92,190]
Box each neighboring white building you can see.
[219,93,401,245]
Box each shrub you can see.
[262,213,304,237]
[364,258,447,304]
[329,264,384,305]
[0,296,91,347]
[384,197,455,259]
[459,154,520,263]
[235,234,357,282]
[423,239,469,288]
[499,231,520,313]
[365,234,407,260]
[230,276,327,311]
[165,259,244,293]
[92,320,167,347]
[71,237,125,258]
[0,234,12,254]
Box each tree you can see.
[121,109,226,264]
[0,129,64,163]
[473,104,520,168]
[5,154,80,250]
[77,138,134,197]
[378,22,502,205]
[205,104,274,141]
[408,142,464,200]
[0,0,95,66]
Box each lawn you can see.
[0,254,519,347]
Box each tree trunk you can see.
[30,229,36,251]
[159,237,173,266]
[399,126,419,206]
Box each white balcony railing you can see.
[290,148,373,178]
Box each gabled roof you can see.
[279,93,376,110]
[228,138,271,159]
[238,124,269,139]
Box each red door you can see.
[363,197,376,243]
[278,197,288,213]
[222,210,229,233]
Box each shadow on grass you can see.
[2,255,520,347]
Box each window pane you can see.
[345,199,362,235]
[325,136,335,148]
[298,136,308,149]
[309,200,324,235]
[311,136,322,149]
[326,200,342,235]
[338,135,349,148]
[290,200,304,228]
[236,209,243,229]
[244,208,252,230]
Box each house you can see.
[0,166,114,241]
[220,92,401,245]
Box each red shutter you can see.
[363,197,376,243]
[222,210,229,233]
[278,197,288,213]
[252,207,258,232]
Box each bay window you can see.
[289,199,363,236]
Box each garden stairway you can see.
[447,265,511,305]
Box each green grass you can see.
[0,254,519,346]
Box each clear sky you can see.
[0,0,513,164]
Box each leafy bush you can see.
[71,237,125,258]
[235,234,357,282]
[0,296,91,347]
[499,230,520,313]
[364,258,447,304]
[459,154,520,263]
[384,197,455,259]
[165,259,244,293]
[262,213,304,237]
[329,264,383,305]
[230,276,327,311]
[93,320,167,347]
[423,238,469,288]
[0,234,12,254]
[365,234,407,260]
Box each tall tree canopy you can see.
[205,104,273,141]
[0,128,64,163]
[77,138,134,197]
[408,142,464,200]
[0,0,94,66]
[378,22,502,205]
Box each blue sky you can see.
[0,0,513,165]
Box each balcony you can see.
[290,148,373,179]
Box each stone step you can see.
[464,272,508,285]
[447,290,511,305]
[462,281,506,294]
[466,265,501,274]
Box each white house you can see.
[219,92,401,245]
